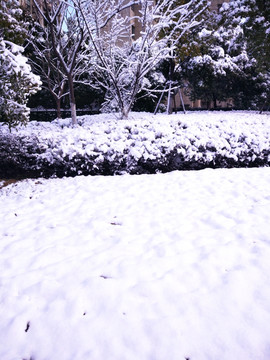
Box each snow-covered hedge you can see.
[0,111,270,178]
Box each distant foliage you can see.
[0,0,27,45]
[0,0,41,128]
[0,41,41,128]
[223,0,270,109]
[179,0,270,109]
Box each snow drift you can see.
[1,167,270,360]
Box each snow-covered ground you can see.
[1,166,270,360]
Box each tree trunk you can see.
[67,74,77,125]
[56,98,61,119]
[259,99,268,114]
[213,94,217,109]
[167,81,172,114]
[120,106,129,120]
[52,94,62,119]
[178,88,186,114]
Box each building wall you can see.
[19,0,59,26]
[19,0,45,25]
[19,0,40,14]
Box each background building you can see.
[19,0,57,26]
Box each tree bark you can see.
[213,94,217,109]
[67,74,77,125]
[120,106,129,120]
[55,97,61,119]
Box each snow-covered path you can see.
[1,168,270,360]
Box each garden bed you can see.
[1,111,270,178]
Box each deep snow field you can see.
[1,111,270,360]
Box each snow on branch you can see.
[72,0,207,119]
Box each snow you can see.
[1,111,270,359]
[1,111,270,178]
[0,38,41,128]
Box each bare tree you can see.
[27,22,67,118]
[32,0,86,125]
[75,0,208,119]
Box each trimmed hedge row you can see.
[0,132,269,179]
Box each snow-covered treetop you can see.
[0,0,27,44]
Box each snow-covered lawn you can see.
[1,167,270,360]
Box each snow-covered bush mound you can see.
[0,111,270,178]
